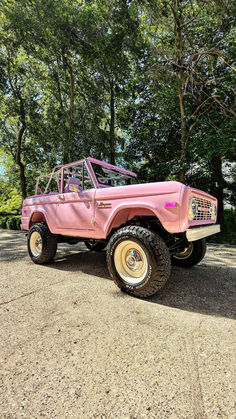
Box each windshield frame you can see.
[86,158,138,188]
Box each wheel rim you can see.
[85,240,98,250]
[30,231,43,257]
[87,240,95,245]
[174,242,193,260]
[114,240,148,285]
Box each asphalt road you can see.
[0,230,235,418]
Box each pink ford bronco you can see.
[21,157,220,297]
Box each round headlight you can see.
[210,203,217,220]
[188,197,196,220]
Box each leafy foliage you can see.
[0,149,22,212]
[0,0,235,228]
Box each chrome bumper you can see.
[186,224,221,242]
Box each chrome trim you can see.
[186,224,220,242]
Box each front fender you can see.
[104,202,179,236]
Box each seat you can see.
[64,177,83,193]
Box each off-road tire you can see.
[27,223,57,264]
[106,226,171,298]
[84,240,107,251]
[172,239,206,268]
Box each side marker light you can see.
[164,202,177,208]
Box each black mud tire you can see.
[172,239,206,268]
[84,240,107,251]
[27,223,57,264]
[106,226,171,298]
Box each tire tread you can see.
[28,223,57,264]
[107,226,171,298]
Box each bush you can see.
[16,217,21,230]
[0,215,21,230]
[6,216,17,230]
[223,209,236,233]
[208,209,236,245]
[0,216,8,229]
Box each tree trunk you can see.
[173,1,188,184]
[68,65,74,162]
[54,66,64,111]
[210,155,224,224]
[109,80,115,165]
[61,50,74,163]
[177,68,187,183]
[16,98,27,200]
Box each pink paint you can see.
[21,157,218,237]
[164,202,177,208]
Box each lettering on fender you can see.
[98,201,112,209]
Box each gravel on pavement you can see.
[0,230,235,418]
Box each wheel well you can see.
[108,215,172,242]
[108,216,189,254]
[29,212,46,228]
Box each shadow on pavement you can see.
[51,248,236,320]
[1,231,235,320]
[147,264,236,319]
[0,231,27,262]
[53,247,110,279]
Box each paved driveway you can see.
[0,230,235,418]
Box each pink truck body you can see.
[21,157,218,239]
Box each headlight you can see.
[188,197,197,220]
[209,203,217,220]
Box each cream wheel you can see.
[30,231,43,257]
[27,223,57,264]
[171,239,206,268]
[114,240,148,284]
[107,226,171,297]
[173,242,193,260]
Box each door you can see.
[56,162,95,234]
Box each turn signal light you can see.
[164,202,177,208]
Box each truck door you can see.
[56,162,96,234]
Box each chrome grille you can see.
[194,197,212,220]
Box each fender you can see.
[28,209,53,231]
[104,202,165,236]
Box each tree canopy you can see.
[0,0,235,220]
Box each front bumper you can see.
[186,224,220,242]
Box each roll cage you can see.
[35,157,138,195]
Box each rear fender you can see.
[29,210,50,230]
